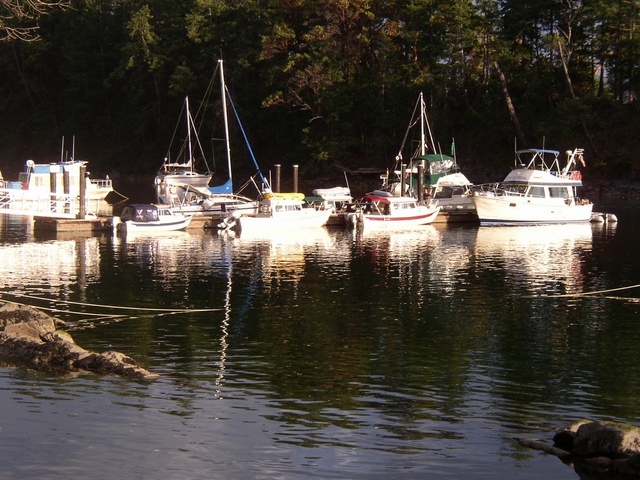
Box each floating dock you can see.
[33,216,113,233]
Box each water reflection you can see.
[1,215,639,479]
[472,224,594,295]
[0,235,102,304]
[232,227,337,289]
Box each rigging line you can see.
[523,283,640,298]
[0,292,223,313]
[224,85,270,189]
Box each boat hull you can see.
[472,194,593,225]
[114,204,193,233]
[116,216,192,233]
[238,209,332,231]
[348,207,440,230]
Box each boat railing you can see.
[472,183,530,198]
[472,183,501,194]
[0,187,97,218]
[90,178,113,189]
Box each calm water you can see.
[0,202,638,480]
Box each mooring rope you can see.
[0,292,222,314]
[524,283,640,299]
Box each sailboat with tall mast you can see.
[154,59,256,219]
[378,92,476,223]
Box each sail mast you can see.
[219,59,233,184]
[419,92,426,156]
[186,96,193,169]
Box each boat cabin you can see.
[355,194,422,216]
[258,192,307,216]
[120,204,173,223]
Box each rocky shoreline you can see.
[519,420,640,477]
[0,302,157,380]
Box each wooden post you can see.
[78,165,86,218]
[417,164,424,202]
[50,172,57,213]
[400,163,406,197]
[63,169,70,214]
[274,164,281,193]
[293,165,299,193]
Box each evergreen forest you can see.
[1,0,639,186]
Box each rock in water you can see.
[0,302,158,379]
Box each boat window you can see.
[435,187,453,199]
[259,204,270,214]
[529,187,545,197]
[548,187,567,198]
[504,184,527,195]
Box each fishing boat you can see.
[378,92,476,223]
[154,60,257,219]
[471,148,593,225]
[113,204,192,233]
[305,186,353,226]
[0,139,114,218]
[346,192,440,229]
[231,192,332,232]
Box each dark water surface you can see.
[0,202,638,479]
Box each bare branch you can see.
[0,0,70,42]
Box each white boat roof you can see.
[516,148,560,155]
[503,167,581,185]
[312,186,351,198]
[432,172,472,187]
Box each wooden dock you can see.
[33,216,113,233]
[33,213,219,234]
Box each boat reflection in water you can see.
[0,235,102,309]
[228,227,340,290]
[472,223,594,295]
[352,225,479,297]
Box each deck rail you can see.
[0,188,97,218]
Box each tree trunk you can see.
[556,35,602,159]
[493,62,526,147]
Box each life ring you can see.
[570,171,582,181]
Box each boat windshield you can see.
[503,184,528,195]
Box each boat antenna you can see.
[60,136,65,163]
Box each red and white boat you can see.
[347,191,440,230]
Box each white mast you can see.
[419,92,426,156]
[219,59,233,183]
[185,96,193,169]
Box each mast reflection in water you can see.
[0,211,637,480]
